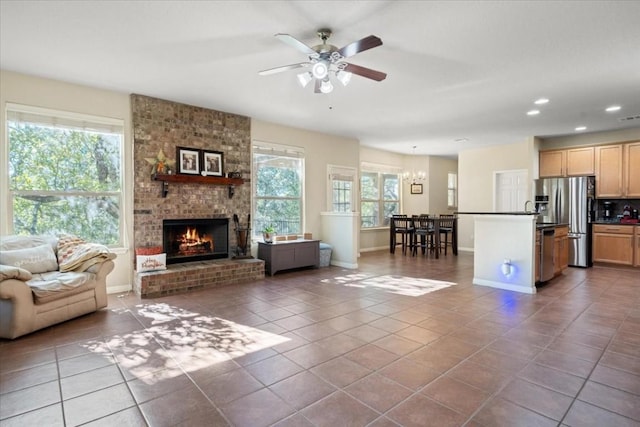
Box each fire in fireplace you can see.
[163,218,229,264]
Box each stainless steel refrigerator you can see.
[534,176,595,267]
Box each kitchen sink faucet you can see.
[524,200,534,213]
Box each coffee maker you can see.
[602,201,615,220]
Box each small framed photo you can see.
[177,147,200,175]
[201,150,224,177]
[410,183,423,194]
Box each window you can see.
[328,165,356,213]
[6,104,124,245]
[448,172,458,208]
[360,164,401,228]
[252,142,304,238]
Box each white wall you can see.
[0,70,133,292]
[429,156,458,215]
[457,139,536,250]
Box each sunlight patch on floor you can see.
[83,303,290,383]
[319,273,375,285]
[352,275,457,296]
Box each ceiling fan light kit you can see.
[259,28,386,94]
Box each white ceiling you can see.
[2,1,639,157]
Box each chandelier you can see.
[403,146,426,184]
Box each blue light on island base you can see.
[501,258,515,279]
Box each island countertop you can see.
[455,211,539,216]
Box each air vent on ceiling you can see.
[618,114,640,123]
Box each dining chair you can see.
[411,215,435,256]
[391,215,414,255]
[438,214,456,255]
[390,214,408,254]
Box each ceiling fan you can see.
[258,28,387,94]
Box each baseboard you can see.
[107,284,133,295]
[330,261,358,269]
[359,246,388,253]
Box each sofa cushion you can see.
[0,264,33,281]
[0,244,59,274]
[27,271,96,304]
[0,235,58,253]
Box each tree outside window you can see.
[360,171,400,228]
[252,144,304,238]
[7,106,123,245]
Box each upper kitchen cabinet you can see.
[624,142,640,198]
[595,142,639,198]
[539,147,594,178]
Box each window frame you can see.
[447,172,458,209]
[5,103,125,246]
[252,141,305,239]
[327,164,357,213]
[360,163,402,229]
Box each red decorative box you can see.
[620,218,639,224]
[135,246,164,255]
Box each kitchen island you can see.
[457,212,539,294]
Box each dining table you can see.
[389,216,458,259]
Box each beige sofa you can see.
[0,235,115,339]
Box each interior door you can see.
[495,170,529,212]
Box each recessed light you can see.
[575,126,587,131]
[605,105,621,112]
[455,138,468,143]
[527,110,540,116]
[534,98,549,105]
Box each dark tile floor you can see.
[1,251,639,426]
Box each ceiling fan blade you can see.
[343,63,387,81]
[314,79,322,94]
[337,35,383,58]
[275,33,317,55]
[258,62,310,76]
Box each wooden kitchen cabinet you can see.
[595,142,639,198]
[535,230,541,282]
[539,150,565,177]
[635,226,640,267]
[624,142,640,198]
[592,224,634,265]
[595,144,623,197]
[553,225,569,275]
[566,147,595,175]
[539,147,594,178]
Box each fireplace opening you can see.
[163,218,229,264]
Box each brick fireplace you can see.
[131,94,263,297]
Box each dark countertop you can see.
[536,222,569,229]
[594,220,639,226]
[455,212,539,216]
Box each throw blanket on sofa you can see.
[57,234,116,272]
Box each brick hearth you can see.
[135,258,264,298]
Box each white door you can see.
[495,170,528,212]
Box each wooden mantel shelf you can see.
[152,174,244,198]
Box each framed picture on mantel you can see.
[202,150,224,177]
[411,183,423,194]
[178,147,200,175]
